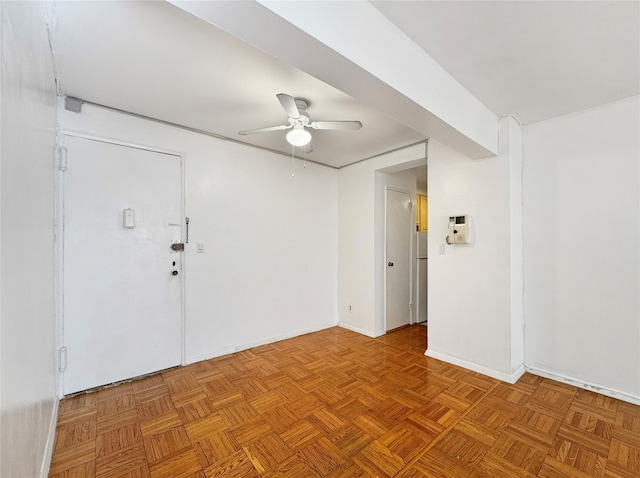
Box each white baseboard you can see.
[40,398,59,478]
[526,365,640,406]
[337,321,379,338]
[511,363,527,384]
[420,349,640,405]
[425,349,525,384]
[185,323,337,365]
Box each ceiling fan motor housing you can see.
[291,98,310,125]
[294,98,309,111]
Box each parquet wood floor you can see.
[50,326,640,477]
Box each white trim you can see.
[425,348,526,384]
[526,365,640,406]
[59,130,186,158]
[179,146,186,367]
[55,131,65,398]
[423,349,640,405]
[64,98,339,169]
[186,324,337,364]
[510,363,527,384]
[337,321,382,338]
[39,398,59,478]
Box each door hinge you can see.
[58,346,67,372]
[58,146,68,171]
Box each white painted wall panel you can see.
[426,122,524,382]
[58,102,338,365]
[337,165,375,335]
[185,140,338,361]
[427,141,511,376]
[523,96,640,401]
[0,2,58,476]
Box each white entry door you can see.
[385,189,412,332]
[62,136,183,395]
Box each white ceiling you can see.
[50,1,639,168]
[372,1,640,125]
[50,1,425,169]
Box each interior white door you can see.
[386,189,412,331]
[62,136,182,395]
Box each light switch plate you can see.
[197,242,204,253]
[123,208,135,229]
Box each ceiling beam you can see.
[170,0,499,159]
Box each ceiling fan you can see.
[239,93,363,153]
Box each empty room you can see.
[1,1,638,477]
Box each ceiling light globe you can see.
[286,126,312,146]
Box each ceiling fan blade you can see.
[276,93,300,118]
[302,141,313,154]
[310,120,362,131]
[238,124,290,135]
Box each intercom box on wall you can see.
[448,215,470,244]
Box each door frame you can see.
[55,131,186,398]
[383,187,414,332]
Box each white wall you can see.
[523,96,640,402]
[0,2,59,476]
[59,103,338,365]
[338,143,426,337]
[426,117,524,382]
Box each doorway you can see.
[60,135,184,395]
[415,165,428,349]
[385,188,412,332]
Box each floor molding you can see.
[421,349,640,405]
[337,321,378,338]
[526,365,640,406]
[425,348,525,384]
[186,323,336,365]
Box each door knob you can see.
[172,270,178,276]
[388,262,394,267]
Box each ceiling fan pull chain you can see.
[291,144,295,177]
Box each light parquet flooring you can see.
[50,326,640,478]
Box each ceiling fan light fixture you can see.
[286,125,312,146]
